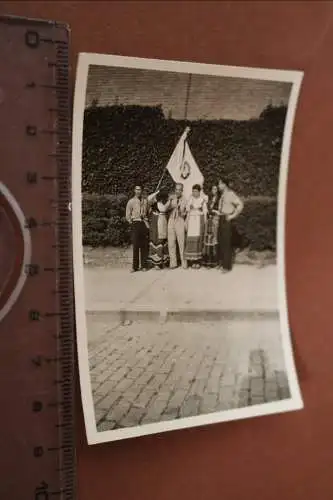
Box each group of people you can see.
[125,179,244,273]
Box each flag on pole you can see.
[165,127,204,199]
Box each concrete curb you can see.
[86,308,279,323]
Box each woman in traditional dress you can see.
[147,189,170,269]
[184,184,207,269]
[203,185,220,267]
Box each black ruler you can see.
[0,16,75,499]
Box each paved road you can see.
[88,317,290,432]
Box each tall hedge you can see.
[82,104,287,198]
[82,193,131,247]
[233,197,277,251]
[82,193,277,251]
[82,104,284,250]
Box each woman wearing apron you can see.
[147,189,171,269]
[184,184,208,269]
[203,185,220,267]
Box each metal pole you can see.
[184,73,192,120]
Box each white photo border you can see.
[73,53,304,445]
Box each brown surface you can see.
[0,1,332,499]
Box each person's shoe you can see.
[141,267,148,272]
[221,268,230,274]
[130,269,138,273]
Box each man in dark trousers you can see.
[217,179,244,273]
[125,185,149,272]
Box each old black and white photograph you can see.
[73,54,303,444]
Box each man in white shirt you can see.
[217,179,244,272]
[125,185,149,272]
[167,183,187,269]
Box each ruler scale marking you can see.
[0,16,75,500]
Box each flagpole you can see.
[182,74,192,166]
[153,72,192,193]
[184,73,192,121]
[155,170,166,191]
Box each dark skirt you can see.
[203,213,219,266]
[148,212,169,268]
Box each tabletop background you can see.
[0,2,332,499]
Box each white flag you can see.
[166,127,204,199]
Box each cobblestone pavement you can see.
[87,317,290,432]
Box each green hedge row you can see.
[234,197,277,251]
[82,193,131,247]
[82,193,277,251]
[82,104,287,198]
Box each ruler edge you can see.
[0,16,76,499]
[51,20,76,500]
[0,14,70,31]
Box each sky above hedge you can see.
[85,65,292,121]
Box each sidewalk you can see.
[84,264,279,322]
